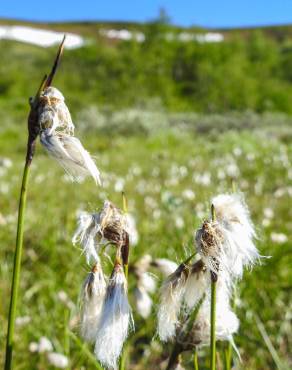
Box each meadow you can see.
[0,19,292,369]
[0,106,291,369]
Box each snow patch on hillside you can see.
[0,26,84,48]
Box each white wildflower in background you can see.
[270,232,288,244]
[80,263,106,343]
[47,352,69,368]
[125,213,139,246]
[28,336,53,353]
[152,258,178,277]
[38,336,54,353]
[132,255,156,318]
[134,286,152,319]
[72,201,129,263]
[15,315,31,327]
[39,86,101,185]
[94,262,133,369]
[157,263,189,341]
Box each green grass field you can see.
[0,107,291,369]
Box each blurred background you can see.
[0,1,291,369]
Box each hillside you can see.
[1,18,292,125]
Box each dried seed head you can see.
[72,201,130,264]
[100,201,128,246]
[195,220,224,274]
[38,87,74,135]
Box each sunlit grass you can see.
[0,116,291,369]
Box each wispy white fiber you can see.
[211,193,260,277]
[40,131,101,185]
[183,262,208,310]
[157,263,188,341]
[72,212,101,263]
[80,263,106,343]
[94,263,133,369]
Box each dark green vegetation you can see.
[0,19,291,370]
[2,18,292,120]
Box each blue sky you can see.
[1,0,292,28]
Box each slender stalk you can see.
[210,204,217,370]
[210,277,217,370]
[193,350,199,370]
[166,345,183,370]
[4,38,65,370]
[4,162,30,370]
[224,346,232,370]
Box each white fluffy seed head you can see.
[157,263,189,342]
[134,286,152,319]
[191,299,239,346]
[211,193,260,277]
[42,86,65,101]
[39,86,101,185]
[194,194,260,278]
[181,273,238,349]
[94,263,133,369]
[38,87,74,135]
[80,263,106,343]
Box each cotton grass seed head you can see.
[157,262,189,342]
[72,201,130,264]
[211,193,260,277]
[94,262,133,369]
[38,86,74,135]
[80,262,106,343]
[39,86,101,185]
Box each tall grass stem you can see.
[210,203,217,370]
[4,161,31,370]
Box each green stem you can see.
[210,277,217,370]
[194,350,199,370]
[4,161,31,370]
[224,346,232,370]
